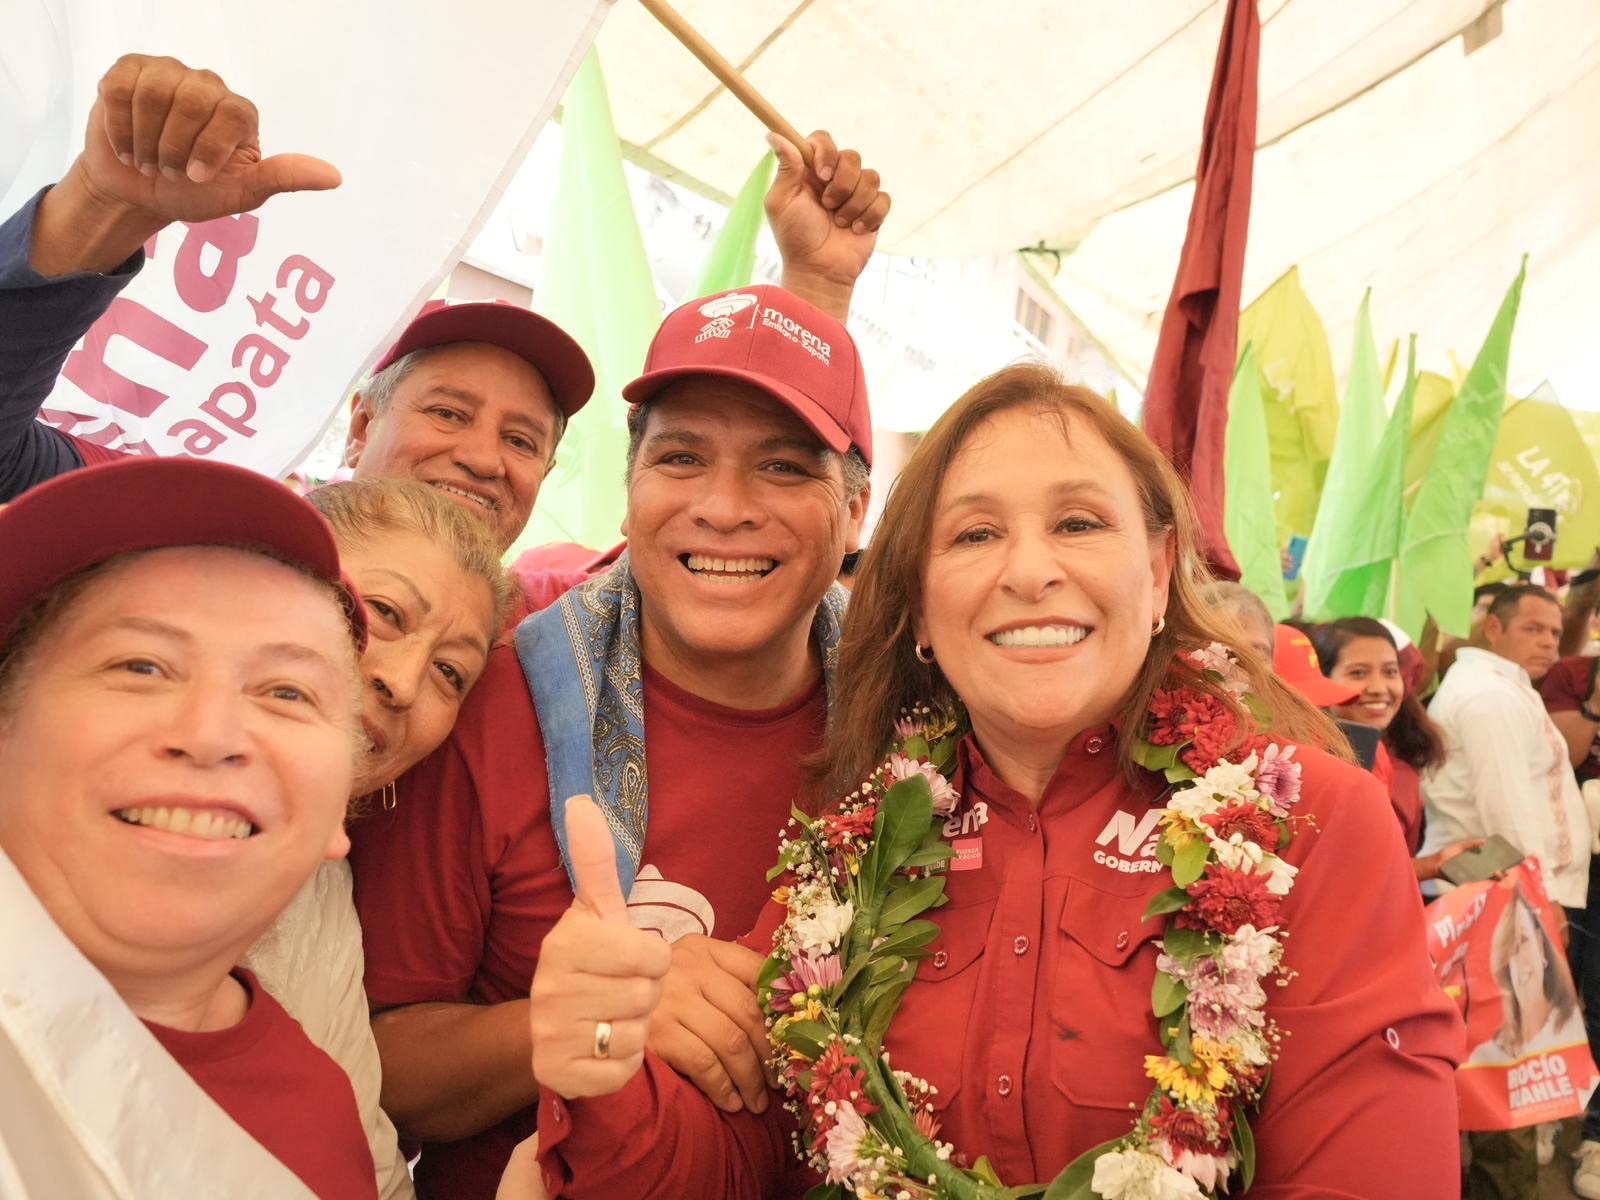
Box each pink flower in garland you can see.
[1173,957,1267,1041]
[771,952,843,1011]
[1177,866,1283,935]
[1253,743,1302,814]
[886,753,960,816]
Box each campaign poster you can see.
[1426,859,1599,1130]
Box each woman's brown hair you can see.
[819,363,1348,798]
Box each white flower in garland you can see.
[1092,1148,1206,1200]
[793,897,855,955]
[1194,754,1261,803]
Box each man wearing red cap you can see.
[1,56,888,576]
[346,280,873,1197]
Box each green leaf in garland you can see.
[779,1020,833,1060]
[1043,1137,1128,1200]
[1154,836,1175,866]
[1142,885,1191,921]
[901,734,931,761]
[1171,837,1210,888]
[766,838,808,882]
[971,1156,1005,1186]
[929,734,959,771]
[1151,972,1188,1019]
[862,775,934,893]
[872,918,942,959]
[1234,1111,1258,1189]
[803,1185,845,1200]
[1159,926,1213,964]
[1128,734,1188,773]
[878,874,948,929]
[756,954,785,996]
[1244,693,1273,724]
[1163,763,1198,784]
[1170,1011,1195,1066]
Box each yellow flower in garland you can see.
[1162,811,1201,851]
[1143,1041,1234,1105]
[1191,1038,1239,1090]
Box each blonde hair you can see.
[307,478,515,630]
[820,363,1346,797]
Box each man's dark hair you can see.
[1488,582,1560,626]
[1473,580,1508,604]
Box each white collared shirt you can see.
[0,848,314,1199]
[1422,647,1591,907]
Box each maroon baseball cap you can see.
[0,458,367,651]
[1273,625,1359,708]
[371,299,595,418]
[622,285,872,464]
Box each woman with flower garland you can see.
[525,365,1464,1200]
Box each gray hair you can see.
[359,346,569,459]
[1198,580,1274,636]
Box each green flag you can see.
[1237,267,1339,548]
[1301,291,1385,617]
[511,49,661,556]
[1307,336,1418,620]
[1396,261,1527,639]
[693,152,776,296]
[1224,343,1290,619]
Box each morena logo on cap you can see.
[698,293,759,319]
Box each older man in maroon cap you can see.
[348,280,874,1198]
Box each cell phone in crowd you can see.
[1335,720,1382,771]
[1523,507,1558,563]
[1284,534,1309,581]
[1439,834,1526,886]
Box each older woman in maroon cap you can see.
[0,457,376,1199]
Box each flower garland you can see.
[757,646,1305,1200]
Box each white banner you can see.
[2,0,610,473]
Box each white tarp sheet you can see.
[594,0,1598,407]
[2,0,611,471]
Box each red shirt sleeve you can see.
[1248,751,1465,1197]
[1539,656,1595,714]
[349,735,491,1005]
[537,1054,809,1200]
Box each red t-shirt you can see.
[1539,655,1600,783]
[1371,743,1425,855]
[144,969,377,1200]
[538,733,1465,1199]
[349,645,828,1199]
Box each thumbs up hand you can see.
[530,797,672,1099]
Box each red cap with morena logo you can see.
[622,284,872,465]
[1273,624,1360,708]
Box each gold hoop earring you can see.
[381,780,398,811]
[914,641,936,665]
[1152,615,1167,637]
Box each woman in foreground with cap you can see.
[0,457,377,1198]
[522,365,1463,1199]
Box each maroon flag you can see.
[1141,0,1261,579]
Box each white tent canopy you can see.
[596,0,1599,407]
